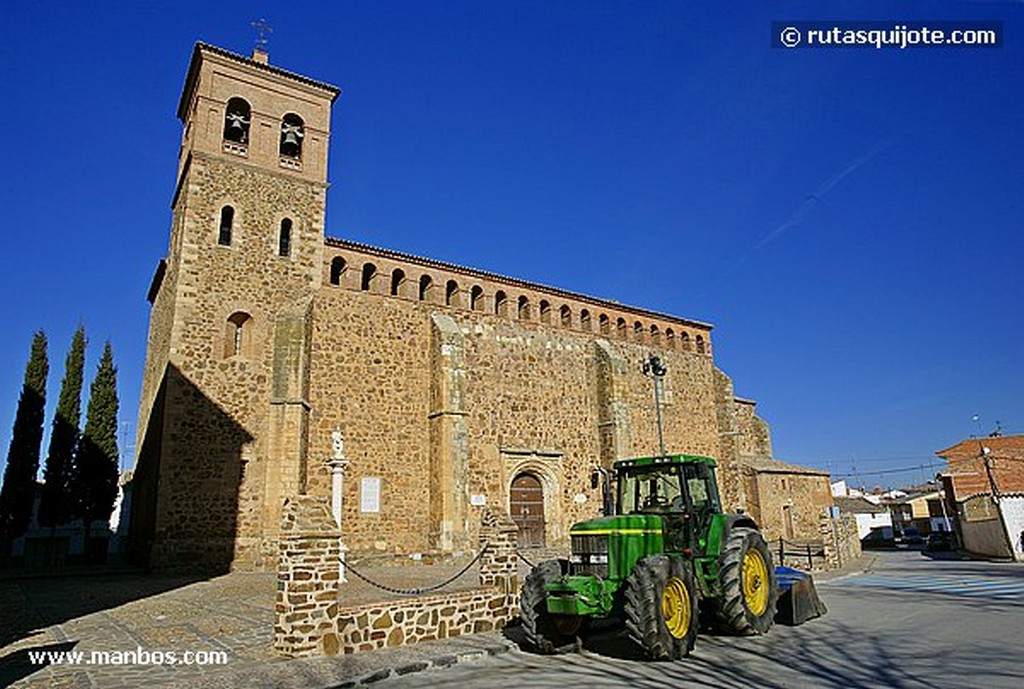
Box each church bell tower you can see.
[132,43,340,570]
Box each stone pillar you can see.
[275,496,341,657]
[266,299,314,545]
[479,508,520,620]
[594,340,634,467]
[429,313,470,552]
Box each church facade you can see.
[130,43,832,571]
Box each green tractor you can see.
[520,453,778,660]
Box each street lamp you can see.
[642,354,668,458]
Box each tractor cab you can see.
[610,455,722,555]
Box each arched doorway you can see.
[511,473,546,547]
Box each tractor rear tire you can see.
[714,527,778,635]
[624,554,698,660]
[520,559,588,654]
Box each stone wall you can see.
[744,467,833,543]
[277,508,518,657]
[821,512,861,570]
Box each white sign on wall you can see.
[360,477,381,513]
[470,494,487,506]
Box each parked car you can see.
[861,528,896,548]
[926,531,953,551]
[900,527,924,545]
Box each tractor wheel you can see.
[520,559,588,653]
[624,555,698,660]
[714,527,778,635]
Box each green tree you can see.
[38,326,86,529]
[74,341,120,553]
[0,331,49,550]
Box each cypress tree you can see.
[38,326,86,529]
[0,331,49,548]
[75,341,120,551]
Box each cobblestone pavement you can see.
[0,550,560,689]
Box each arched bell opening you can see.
[280,113,305,159]
[223,98,251,144]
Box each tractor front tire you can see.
[624,555,698,660]
[520,559,587,654]
[715,527,778,635]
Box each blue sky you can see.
[1,1,1021,490]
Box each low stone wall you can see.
[335,587,510,653]
[275,505,518,657]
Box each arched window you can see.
[560,305,571,327]
[494,290,508,316]
[470,285,484,312]
[539,300,551,324]
[330,256,346,285]
[361,263,377,292]
[446,280,459,307]
[580,309,592,331]
[278,218,292,257]
[599,314,610,334]
[225,312,251,358]
[680,332,691,351]
[696,335,706,354]
[280,113,305,159]
[218,206,234,246]
[616,318,627,337]
[665,328,675,347]
[650,324,660,343]
[419,275,433,301]
[634,321,644,340]
[223,98,251,144]
[518,296,531,320]
[390,268,406,297]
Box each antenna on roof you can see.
[251,18,273,62]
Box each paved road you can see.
[377,549,1024,689]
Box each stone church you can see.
[130,42,833,571]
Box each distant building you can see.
[937,434,1024,561]
[835,495,893,540]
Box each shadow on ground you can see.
[0,640,78,687]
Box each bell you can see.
[228,117,246,132]
[282,129,300,146]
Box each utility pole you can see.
[978,444,1016,558]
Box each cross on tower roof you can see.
[252,18,273,53]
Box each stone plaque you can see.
[360,477,381,513]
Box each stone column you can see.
[328,428,349,583]
[479,508,520,621]
[275,496,341,657]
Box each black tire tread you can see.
[715,527,778,635]
[520,559,578,654]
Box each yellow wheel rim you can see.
[742,548,770,616]
[661,576,692,639]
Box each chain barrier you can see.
[343,541,491,597]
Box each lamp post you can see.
[329,428,349,583]
[642,354,668,458]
